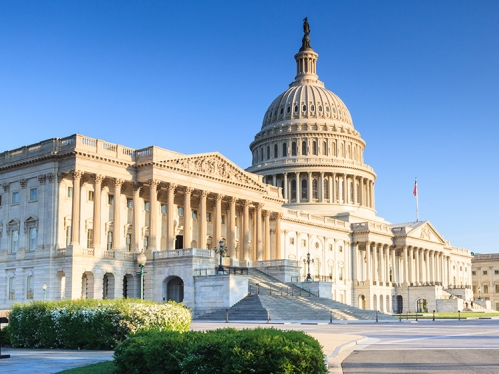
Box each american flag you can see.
[413,179,417,196]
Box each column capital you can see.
[114,178,125,188]
[215,193,225,201]
[256,202,264,210]
[167,183,177,192]
[19,179,28,188]
[47,173,55,183]
[262,210,270,217]
[200,190,209,198]
[148,179,160,187]
[95,174,105,184]
[132,182,142,192]
[184,186,194,195]
[37,175,47,185]
[72,170,84,180]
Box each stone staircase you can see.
[195,268,396,321]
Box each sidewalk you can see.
[0,348,114,373]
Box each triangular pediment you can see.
[158,152,266,191]
[391,221,446,244]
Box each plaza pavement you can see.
[0,320,371,373]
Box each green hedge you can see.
[8,299,191,349]
[114,328,327,374]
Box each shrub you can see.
[114,327,327,374]
[0,325,10,347]
[8,299,191,350]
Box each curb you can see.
[326,336,369,374]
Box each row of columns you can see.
[266,172,374,208]
[69,172,282,262]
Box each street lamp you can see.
[215,239,228,274]
[42,284,47,302]
[137,251,147,300]
[303,252,314,282]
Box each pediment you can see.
[393,221,446,244]
[158,153,265,191]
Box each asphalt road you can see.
[338,319,499,374]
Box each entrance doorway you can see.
[175,235,183,249]
[416,298,428,313]
[165,277,184,302]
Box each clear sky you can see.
[1,1,498,253]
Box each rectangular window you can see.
[11,229,19,253]
[127,198,133,208]
[329,244,333,251]
[339,267,344,281]
[107,231,113,250]
[192,210,197,219]
[339,246,343,252]
[108,194,115,205]
[28,227,37,251]
[8,277,15,300]
[221,215,226,224]
[125,233,132,252]
[496,284,499,293]
[483,271,488,275]
[484,285,489,294]
[12,191,19,204]
[161,204,167,214]
[206,212,211,222]
[67,186,73,198]
[88,191,94,201]
[302,239,307,247]
[178,207,184,217]
[87,229,93,249]
[495,270,499,275]
[65,226,71,247]
[26,275,34,299]
[290,237,295,245]
[30,188,37,201]
[472,271,476,276]
[144,201,150,211]
[144,236,149,250]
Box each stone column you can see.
[92,174,104,249]
[272,174,276,186]
[353,176,358,205]
[149,180,159,251]
[132,183,142,252]
[419,248,425,284]
[344,174,349,203]
[275,213,282,259]
[408,246,414,284]
[373,243,378,284]
[166,184,176,249]
[256,203,263,261]
[308,172,312,201]
[214,194,224,245]
[414,248,420,284]
[243,200,250,261]
[329,174,334,203]
[391,247,397,284]
[403,246,408,284]
[251,208,257,262]
[198,190,208,249]
[263,210,270,260]
[353,242,359,283]
[424,249,430,284]
[112,179,124,250]
[229,197,237,258]
[366,242,371,283]
[183,187,193,248]
[70,171,83,246]
[319,172,324,202]
[296,172,301,203]
[283,173,288,201]
[380,245,385,284]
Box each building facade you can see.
[472,254,499,311]
[0,22,472,315]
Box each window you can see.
[87,229,93,249]
[291,142,297,156]
[144,201,150,211]
[12,191,19,204]
[125,233,132,252]
[322,141,327,155]
[495,270,499,275]
[127,198,133,208]
[339,266,344,281]
[472,271,476,275]
[302,141,307,155]
[88,191,94,201]
[11,229,19,253]
[484,285,489,294]
[67,186,73,198]
[302,239,307,247]
[8,277,15,300]
[192,210,197,219]
[161,204,167,214]
[282,143,287,157]
[206,212,211,222]
[65,226,71,246]
[290,237,295,245]
[266,146,270,160]
[274,144,278,158]
[178,207,184,216]
[30,188,37,201]
[144,236,149,250]
[291,180,297,200]
[108,194,115,205]
[312,179,318,199]
[496,284,499,293]
[324,179,329,199]
[301,179,307,199]
[107,231,113,250]
[313,141,317,155]
[26,275,34,299]
[221,215,226,224]
[483,271,488,275]
[339,246,343,252]
[329,244,333,251]
[28,227,37,251]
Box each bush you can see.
[114,328,327,374]
[0,325,10,347]
[8,299,191,350]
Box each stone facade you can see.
[0,22,473,315]
[472,253,499,311]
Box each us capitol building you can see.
[0,21,472,316]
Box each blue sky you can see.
[1,1,498,253]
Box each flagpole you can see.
[414,178,419,222]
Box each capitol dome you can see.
[247,19,377,219]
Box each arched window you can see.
[313,141,317,156]
[312,179,318,199]
[282,143,287,157]
[347,144,351,159]
[291,180,297,200]
[332,142,336,156]
[302,141,307,155]
[301,179,307,200]
[291,142,297,156]
[274,144,278,158]
[266,146,270,160]
[324,179,329,199]
[323,141,327,156]
[340,143,344,157]
[260,147,264,162]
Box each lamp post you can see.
[137,251,147,300]
[303,252,314,282]
[215,240,228,274]
[42,284,47,302]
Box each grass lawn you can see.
[393,311,499,319]
[56,360,118,374]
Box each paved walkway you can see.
[0,321,368,373]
